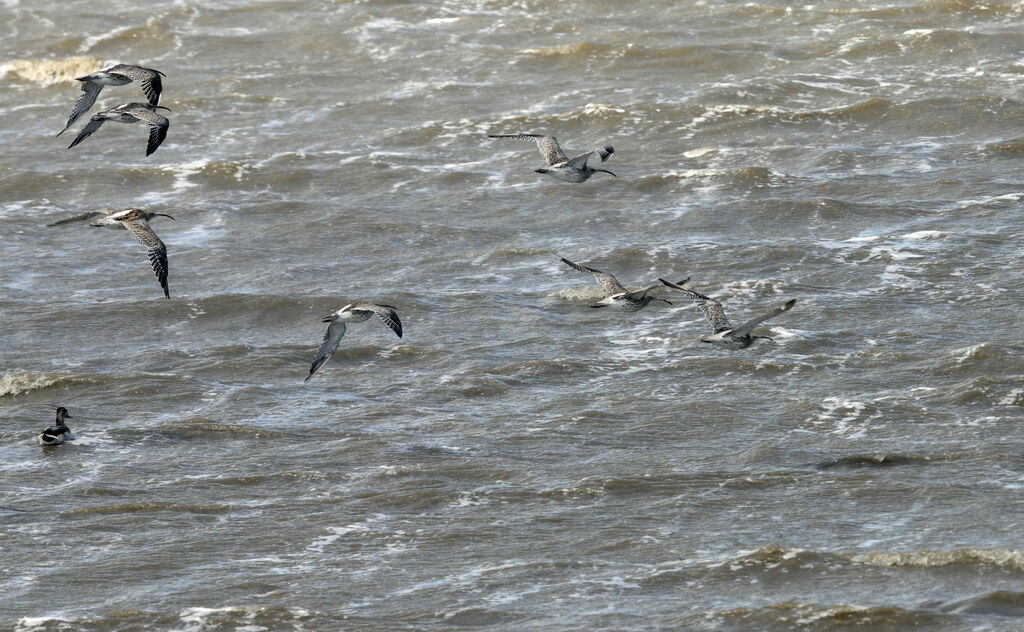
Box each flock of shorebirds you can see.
[37,63,796,445]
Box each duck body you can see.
[38,407,74,446]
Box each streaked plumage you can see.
[561,257,680,312]
[488,133,616,183]
[67,102,171,156]
[57,64,165,135]
[306,302,403,381]
[88,208,175,298]
[38,407,75,446]
[659,278,796,349]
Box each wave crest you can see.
[0,56,102,86]
[850,548,1024,571]
[0,371,67,397]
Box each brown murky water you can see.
[2,1,1024,630]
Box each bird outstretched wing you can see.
[731,299,797,338]
[306,320,347,381]
[352,303,403,338]
[58,82,104,136]
[659,278,732,332]
[67,115,107,149]
[489,133,568,166]
[128,107,170,156]
[122,220,170,298]
[140,72,162,105]
[562,257,626,296]
[46,210,106,226]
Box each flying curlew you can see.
[488,133,615,182]
[88,208,175,298]
[57,64,165,135]
[659,278,796,349]
[561,256,682,311]
[67,102,171,156]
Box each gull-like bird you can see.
[57,64,165,135]
[88,208,175,298]
[306,302,403,381]
[659,278,796,349]
[67,102,171,156]
[488,133,615,183]
[38,407,75,446]
[561,257,681,311]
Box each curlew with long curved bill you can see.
[488,133,615,183]
[67,102,171,156]
[561,257,681,312]
[88,208,175,298]
[659,278,796,349]
[57,64,165,135]
[306,302,403,381]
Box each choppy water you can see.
[2,0,1024,630]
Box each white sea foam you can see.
[683,146,717,158]
[902,230,946,240]
[156,160,209,192]
[178,606,309,629]
[77,25,135,53]
[15,616,72,631]
[393,560,532,597]
[681,104,788,134]
[306,515,386,554]
[998,389,1023,406]
[952,344,986,364]
[815,396,868,436]
[0,371,62,397]
[956,192,1023,209]
[0,56,102,85]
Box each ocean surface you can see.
[2,0,1024,630]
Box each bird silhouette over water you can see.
[306,302,403,381]
[66,102,171,156]
[488,134,615,182]
[57,64,165,135]
[38,407,75,446]
[560,256,680,311]
[659,278,796,349]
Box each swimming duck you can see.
[38,407,75,446]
